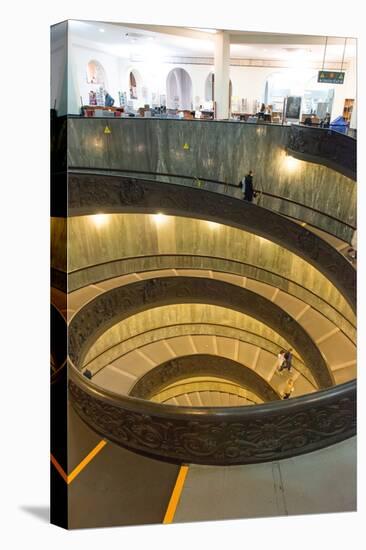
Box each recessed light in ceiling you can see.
[124,32,146,41]
[188,27,217,34]
[283,48,311,53]
[99,28,105,33]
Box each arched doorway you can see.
[205,72,232,108]
[264,70,317,114]
[166,68,193,110]
[205,72,215,102]
[86,60,107,87]
[303,74,335,118]
[264,71,291,113]
[128,69,142,100]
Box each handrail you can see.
[65,113,358,140]
[68,365,356,465]
[68,275,334,388]
[155,386,259,406]
[67,172,356,311]
[59,252,356,336]
[68,166,356,232]
[287,124,356,180]
[129,355,282,402]
[82,323,316,388]
[58,118,357,466]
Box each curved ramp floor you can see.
[172,437,356,523]
[65,269,356,390]
[66,402,180,529]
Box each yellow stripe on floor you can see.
[163,465,189,524]
[67,440,107,484]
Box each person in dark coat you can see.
[104,91,115,107]
[278,348,293,373]
[243,170,255,202]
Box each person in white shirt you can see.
[277,350,286,374]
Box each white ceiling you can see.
[69,20,356,63]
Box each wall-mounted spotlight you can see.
[91,214,109,227]
[206,221,220,230]
[284,154,300,172]
[153,213,167,225]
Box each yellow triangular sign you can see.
[183,143,189,150]
[104,126,111,134]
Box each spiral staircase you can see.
[51,116,356,528]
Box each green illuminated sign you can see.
[318,71,345,84]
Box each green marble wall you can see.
[65,255,355,344]
[63,213,354,325]
[84,304,297,361]
[152,381,263,405]
[51,217,67,271]
[82,304,314,388]
[67,118,356,241]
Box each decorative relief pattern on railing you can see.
[68,276,333,388]
[130,355,281,402]
[286,125,356,180]
[67,173,356,310]
[51,304,67,384]
[69,374,356,465]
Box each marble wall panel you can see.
[67,119,356,241]
[67,255,356,343]
[83,304,296,367]
[51,217,67,271]
[66,213,354,324]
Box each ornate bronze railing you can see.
[286,125,356,180]
[67,173,356,310]
[69,366,356,466]
[50,304,67,385]
[67,167,356,236]
[52,117,357,466]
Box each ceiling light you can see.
[124,32,145,41]
[188,27,217,34]
[99,28,105,33]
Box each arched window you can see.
[205,72,215,102]
[264,70,317,113]
[204,72,232,106]
[166,68,193,110]
[86,60,107,86]
[264,72,291,112]
[129,70,140,99]
[303,74,335,117]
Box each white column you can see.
[214,31,230,119]
[350,98,357,129]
